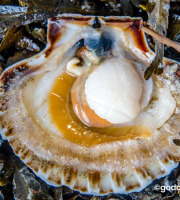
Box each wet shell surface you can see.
[0,14,180,195]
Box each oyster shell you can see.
[0,14,180,195]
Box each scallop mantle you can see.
[0,14,180,195]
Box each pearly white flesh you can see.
[84,57,176,127]
[85,58,144,124]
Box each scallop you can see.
[0,14,180,195]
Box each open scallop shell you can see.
[0,14,180,195]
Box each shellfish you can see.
[0,14,180,195]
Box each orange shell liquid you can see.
[48,72,152,147]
